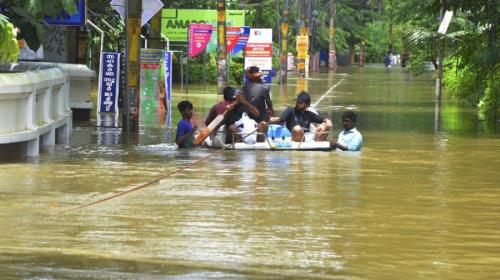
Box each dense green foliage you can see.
[0,0,78,60]
[399,0,498,117]
[0,14,19,63]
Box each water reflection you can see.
[97,127,121,145]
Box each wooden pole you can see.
[148,11,162,49]
[328,0,336,70]
[123,0,142,132]
[216,0,227,94]
[279,0,289,84]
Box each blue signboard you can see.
[164,51,173,127]
[45,0,86,26]
[98,52,120,113]
[230,26,250,56]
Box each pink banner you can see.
[226,26,241,53]
[189,24,213,58]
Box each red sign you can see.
[226,26,240,53]
[244,43,272,57]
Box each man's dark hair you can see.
[223,86,236,101]
[342,111,357,122]
[295,91,311,104]
[177,100,193,113]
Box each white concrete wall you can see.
[18,62,95,110]
[0,65,72,157]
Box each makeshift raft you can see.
[203,124,334,151]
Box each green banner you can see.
[161,9,245,42]
[140,49,164,125]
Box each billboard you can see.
[161,9,245,42]
[244,28,273,84]
[97,52,121,127]
[188,24,213,58]
[44,0,87,26]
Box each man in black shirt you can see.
[270,91,332,141]
[240,66,274,141]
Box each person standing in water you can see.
[331,111,363,151]
[241,66,274,141]
[175,100,198,148]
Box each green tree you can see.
[400,0,499,117]
[0,0,78,62]
[0,14,19,63]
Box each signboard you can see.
[45,0,86,26]
[244,28,273,84]
[438,10,453,34]
[161,9,245,42]
[296,35,309,59]
[111,0,164,27]
[189,24,213,58]
[226,26,240,53]
[140,49,164,124]
[164,51,173,127]
[230,26,250,56]
[97,52,121,127]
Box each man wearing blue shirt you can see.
[176,100,198,148]
[331,111,363,151]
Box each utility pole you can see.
[279,0,289,84]
[298,0,308,77]
[359,39,365,67]
[328,0,336,70]
[124,0,142,133]
[216,0,227,94]
[148,11,162,49]
[388,0,394,53]
[435,3,445,102]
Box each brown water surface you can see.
[1,65,499,279]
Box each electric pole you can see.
[216,0,227,94]
[279,0,289,84]
[328,0,337,70]
[124,0,142,133]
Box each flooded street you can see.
[1,65,499,279]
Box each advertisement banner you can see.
[45,0,86,26]
[230,26,250,56]
[247,28,273,43]
[140,49,164,125]
[97,52,120,127]
[189,23,213,58]
[244,43,273,57]
[225,26,240,53]
[162,9,245,42]
[164,51,173,127]
[296,35,309,59]
[244,28,273,84]
[205,23,218,53]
